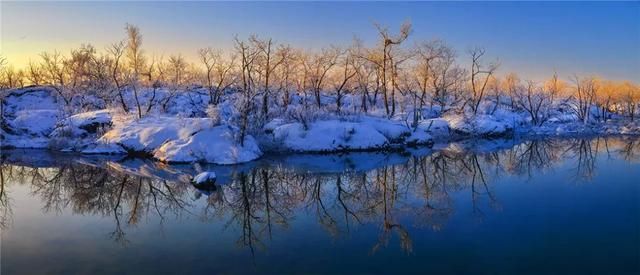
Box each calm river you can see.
[1,137,639,274]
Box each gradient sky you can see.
[1,1,639,82]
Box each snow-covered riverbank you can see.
[2,86,639,165]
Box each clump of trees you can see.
[0,22,638,126]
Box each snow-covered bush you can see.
[206,105,222,126]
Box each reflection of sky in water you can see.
[1,137,639,274]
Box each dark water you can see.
[1,137,639,274]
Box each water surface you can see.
[1,137,639,274]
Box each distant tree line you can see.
[0,22,638,125]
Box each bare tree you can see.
[352,53,378,113]
[595,80,617,121]
[332,49,357,114]
[125,23,146,118]
[503,72,521,110]
[143,55,164,113]
[570,75,598,124]
[307,47,340,108]
[618,81,638,121]
[516,80,551,126]
[251,36,288,120]
[430,45,465,112]
[487,75,502,114]
[40,51,70,104]
[1,65,24,89]
[26,60,44,86]
[199,47,218,105]
[274,47,298,109]
[199,48,236,106]
[107,41,129,112]
[234,36,260,146]
[409,40,448,125]
[468,47,499,115]
[544,71,566,104]
[364,21,412,117]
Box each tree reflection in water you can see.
[1,137,639,254]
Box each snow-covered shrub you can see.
[206,105,222,126]
[286,105,312,130]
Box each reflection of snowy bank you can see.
[4,135,639,188]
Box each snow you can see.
[416,118,450,139]
[193,172,217,184]
[406,130,434,146]
[1,86,59,114]
[99,116,211,152]
[63,110,112,129]
[154,125,262,164]
[10,109,59,136]
[263,118,287,133]
[50,110,113,141]
[272,120,389,152]
[444,114,513,137]
[2,85,639,165]
[95,116,261,164]
[359,116,410,141]
[2,87,60,138]
[1,87,61,148]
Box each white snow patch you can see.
[64,110,112,128]
[154,125,262,164]
[444,114,513,136]
[193,172,217,184]
[99,116,211,152]
[406,130,434,145]
[417,118,450,139]
[272,120,389,152]
[10,110,59,136]
[359,116,410,141]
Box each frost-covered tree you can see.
[570,75,598,124]
[429,43,464,112]
[40,51,70,104]
[468,47,499,115]
[359,21,412,117]
[331,48,356,114]
[486,75,502,114]
[407,40,449,123]
[65,44,113,109]
[544,72,567,105]
[274,46,297,109]
[502,72,521,110]
[516,80,552,126]
[306,47,340,109]
[618,81,639,121]
[250,36,289,120]
[198,47,236,106]
[351,46,379,114]
[595,80,618,121]
[234,36,260,146]
[26,60,44,86]
[107,40,128,112]
[124,23,146,118]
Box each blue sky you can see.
[1,1,638,81]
